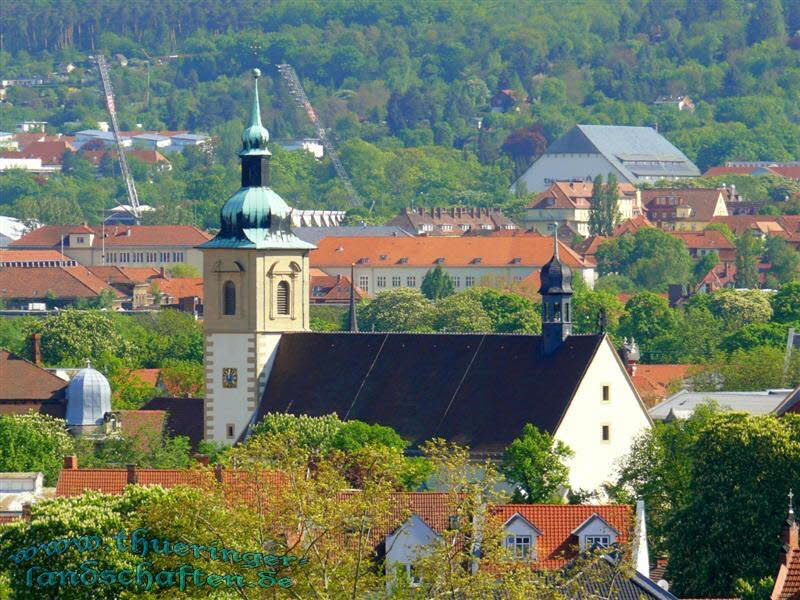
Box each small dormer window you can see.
[505,534,532,560]
[585,535,611,548]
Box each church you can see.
[200,70,652,494]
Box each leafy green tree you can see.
[608,403,720,555]
[589,174,605,236]
[772,281,800,322]
[24,311,133,367]
[462,287,541,333]
[666,414,800,597]
[596,228,693,291]
[160,359,204,398]
[692,250,719,284]
[618,292,678,360]
[420,266,455,300]
[704,222,735,243]
[571,288,625,335]
[765,236,800,286]
[358,288,434,332]
[735,231,764,289]
[166,263,201,278]
[692,346,800,391]
[720,321,798,353]
[0,414,74,485]
[75,432,193,470]
[501,424,573,503]
[706,288,773,329]
[432,293,492,332]
[746,0,786,44]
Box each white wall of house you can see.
[513,154,630,194]
[553,337,651,495]
[385,515,440,590]
[57,246,203,270]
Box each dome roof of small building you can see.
[66,362,111,427]
[538,245,573,295]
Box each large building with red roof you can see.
[10,224,211,270]
[310,235,597,295]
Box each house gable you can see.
[552,336,652,493]
[385,513,441,568]
[571,514,620,550]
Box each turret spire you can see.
[240,68,270,157]
[553,221,559,259]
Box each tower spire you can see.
[348,263,359,333]
[553,221,559,260]
[240,68,270,157]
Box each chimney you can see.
[21,502,32,521]
[214,464,224,483]
[32,333,42,366]
[126,464,137,484]
[63,455,78,470]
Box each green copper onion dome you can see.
[240,68,271,156]
[200,68,314,251]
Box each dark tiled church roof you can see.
[257,332,605,454]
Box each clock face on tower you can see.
[222,368,238,388]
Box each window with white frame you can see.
[406,276,416,287]
[585,535,611,548]
[505,534,533,560]
[406,564,421,587]
[376,276,386,288]
[453,276,461,288]
[359,276,369,292]
[392,276,401,287]
[465,276,475,288]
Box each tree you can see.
[358,289,434,332]
[772,281,800,322]
[166,263,201,278]
[608,404,720,555]
[703,222,735,243]
[588,174,619,237]
[706,288,773,330]
[501,125,547,179]
[595,228,693,291]
[501,424,573,503]
[746,0,786,44]
[589,174,605,236]
[765,236,800,286]
[462,287,541,333]
[420,266,455,300]
[692,250,719,284]
[618,292,678,360]
[734,231,764,289]
[666,414,800,597]
[571,288,625,335]
[432,293,492,332]
[720,321,798,353]
[692,346,800,391]
[23,311,133,368]
[0,414,74,485]
[159,359,204,398]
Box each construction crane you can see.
[96,55,141,222]
[276,63,365,209]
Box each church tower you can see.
[539,225,573,355]
[200,69,315,444]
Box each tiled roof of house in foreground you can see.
[0,349,67,402]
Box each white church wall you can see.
[553,337,651,495]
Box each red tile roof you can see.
[630,364,694,407]
[574,236,609,258]
[87,266,162,285]
[0,350,67,402]
[81,149,170,166]
[10,225,211,249]
[17,140,75,165]
[614,215,654,236]
[671,230,734,251]
[311,236,591,269]
[0,266,124,300]
[642,188,726,223]
[152,278,203,302]
[310,273,364,303]
[130,368,161,387]
[55,465,284,500]
[489,504,633,569]
[0,250,76,266]
[775,548,800,600]
[141,397,205,448]
[117,410,167,453]
[527,181,638,210]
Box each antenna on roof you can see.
[348,263,358,333]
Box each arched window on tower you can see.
[223,281,236,315]
[276,281,290,315]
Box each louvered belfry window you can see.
[277,281,290,315]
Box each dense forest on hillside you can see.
[1,0,799,223]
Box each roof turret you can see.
[66,361,111,427]
[240,69,270,156]
[538,224,573,295]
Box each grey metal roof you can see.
[545,125,700,183]
[294,226,414,245]
[66,366,111,426]
[649,389,792,420]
